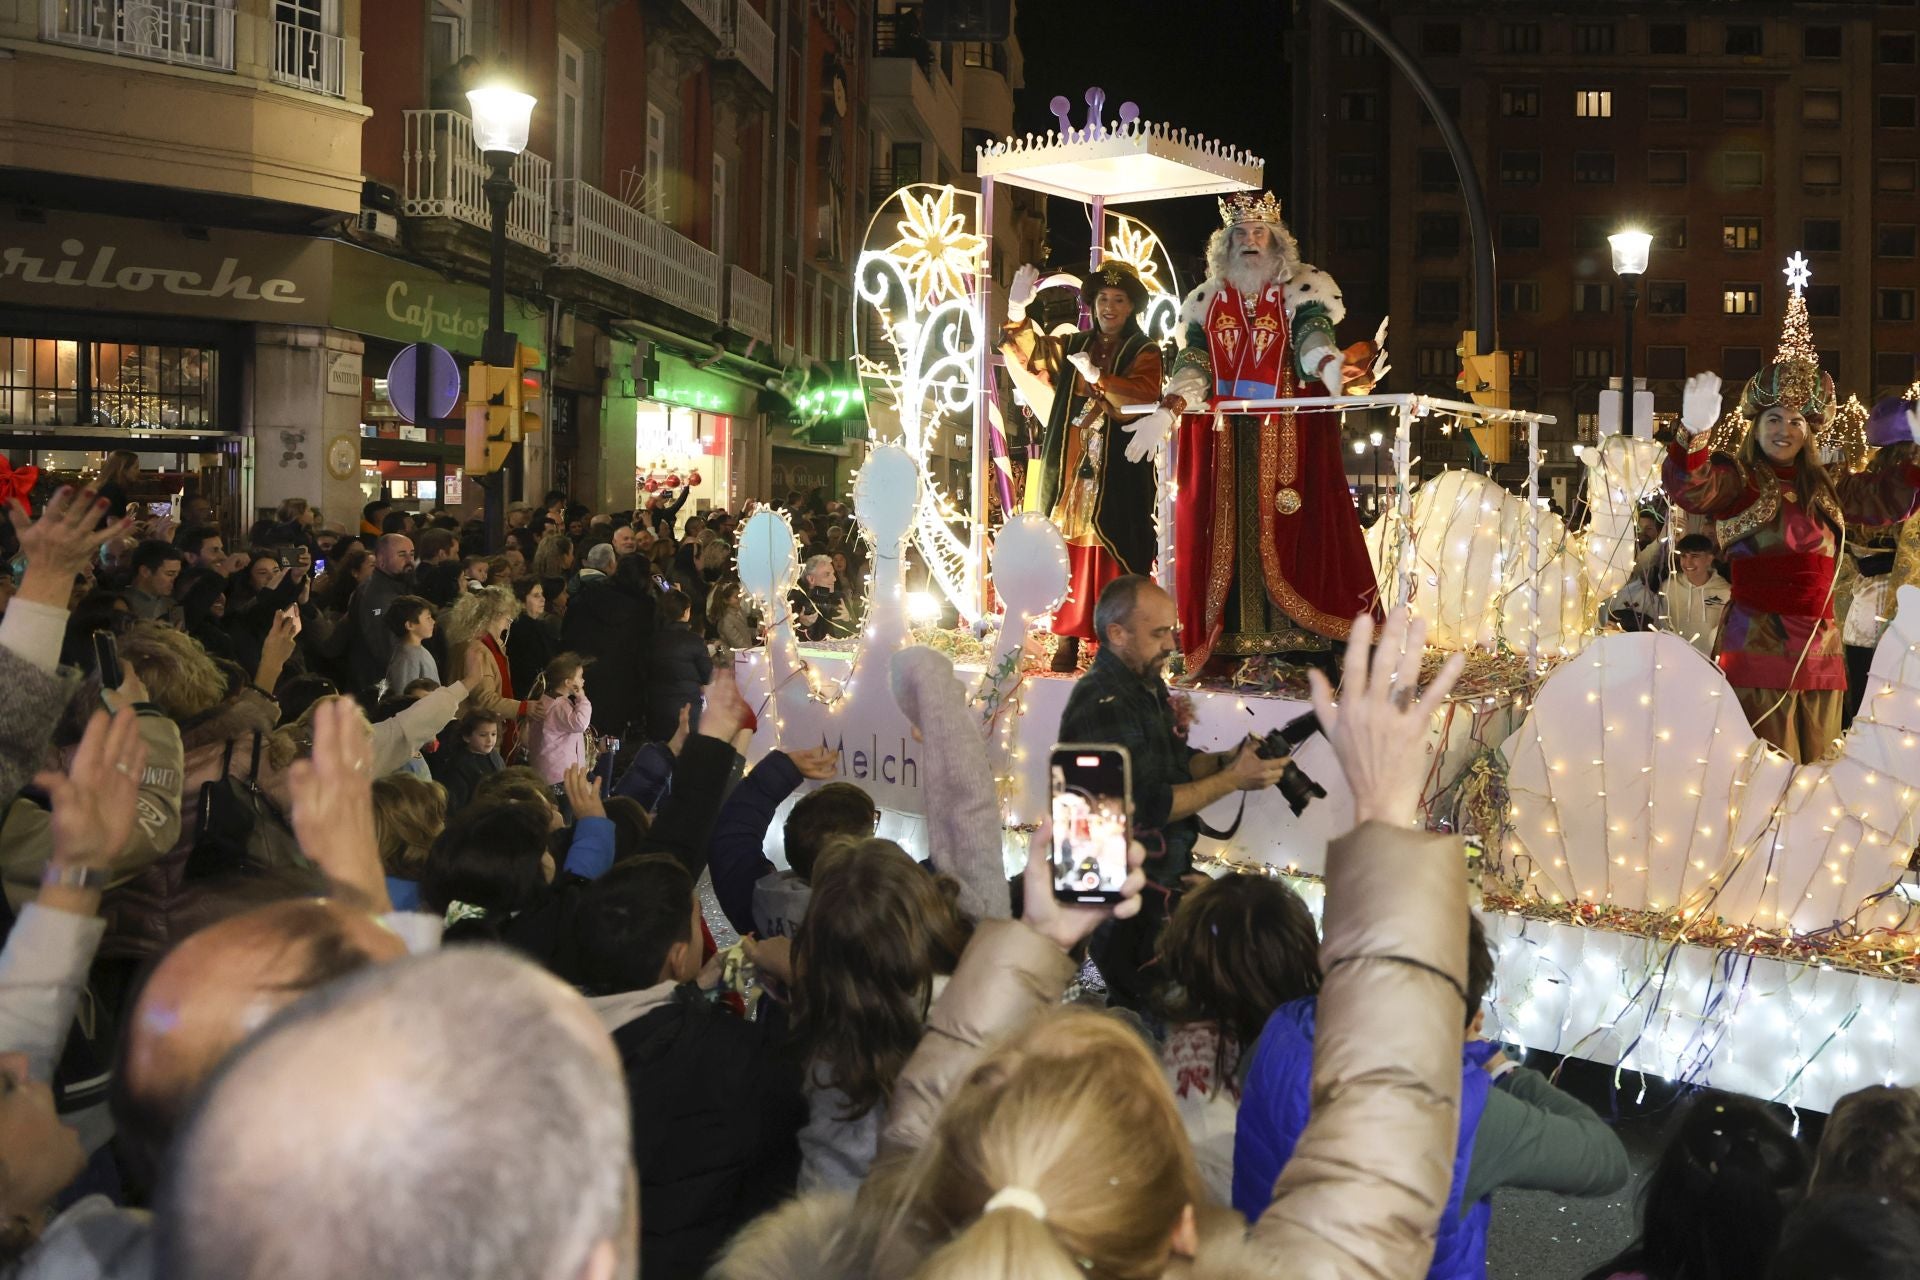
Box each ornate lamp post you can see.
[1609,229,1653,435]
[464,79,536,548]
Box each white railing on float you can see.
[270,19,345,97]
[727,264,774,342]
[720,0,775,92]
[42,0,235,71]
[402,110,553,253]
[551,179,722,322]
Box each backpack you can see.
[185,732,309,881]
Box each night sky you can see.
[1010,0,1298,281]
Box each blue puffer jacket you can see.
[1233,996,1498,1280]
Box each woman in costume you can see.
[1664,351,1920,763]
[1002,258,1163,671]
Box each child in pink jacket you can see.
[528,652,594,785]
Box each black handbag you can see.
[185,732,309,882]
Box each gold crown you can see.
[1219,191,1284,228]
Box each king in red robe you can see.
[1157,192,1382,677]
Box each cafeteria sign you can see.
[329,242,544,357]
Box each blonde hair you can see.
[442,584,518,656]
[859,1009,1200,1280]
[372,773,447,878]
[97,449,141,490]
[119,622,227,720]
[274,497,310,524]
[265,694,371,772]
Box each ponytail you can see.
[914,1206,1085,1280]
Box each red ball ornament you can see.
[666,473,682,488]
[687,469,702,486]
[643,477,660,493]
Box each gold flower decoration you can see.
[1105,220,1164,294]
[883,188,985,308]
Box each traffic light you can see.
[1455,330,1513,462]
[464,344,543,477]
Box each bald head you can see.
[375,533,416,576]
[158,948,634,1280]
[116,900,406,1187]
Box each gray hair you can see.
[157,948,632,1280]
[584,542,619,571]
[1092,574,1159,643]
[1205,221,1301,285]
[804,554,834,577]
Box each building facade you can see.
[1292,2,1920,481]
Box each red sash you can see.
[1204,283,1289,395]
[1729,553,1836,619]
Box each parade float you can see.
[732,91,1920,1113]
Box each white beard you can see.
[1223,247,1284,299]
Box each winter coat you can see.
[561,571,655,737]
[453,635,526,756]
[527,692,593,784]
[592,982,806,1279]
[506,612,559,697]
[349,568,411,690]
[713,821,1471,1280]
[645,621,712,741]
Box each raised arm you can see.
[1835,398,1920,527]
[891,647,1008,921]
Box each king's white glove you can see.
[1122,408,1174,464]
[1066,351,1100,385]
[1300,341,1342,390]
[1681,372,1723,436]
[1007,263,1040,322]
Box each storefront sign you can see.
[326,351,363,395]
[0,210,330,325]
[328,243,544,359]
[771,446,839,495]
[651,352,757,417]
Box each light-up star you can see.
[1783,252,1812,296]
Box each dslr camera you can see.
[1254,711,1327,817]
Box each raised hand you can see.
[1019,821,1147,953]
[1306,608,1465,829]
[784,746,840,780]
[7,487,133,609]
[563,763,606,820]
[33,707,146,873]
[1681,372,1724,435]
[285,697,388,911]
[1008,263,1041,315]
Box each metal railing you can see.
[680,0,725,41]
[402,110,553,253]
[727,264,774,343]
[719,0,775,93]
[873,13,933,67]
[552,179,721,322]
[270,19,344,97]
[42,0,235,71]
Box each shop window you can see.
[1647,87,1688,120]
[1723,285,1762,316]
[0,337,217,429]
[1499,150,1541,185]
[1879,224,1918,258]
[0,336,78,426]
[1723,88,1763,122]
[1500,215,1541,251]
[1723,218,1762,250]
[1646,346,1688,381]
[1805,285,1841,318]
[1723,348,1764,381]
[1648,150,1689,185]
[1648,281,1688,315]
[1649,23,1686,55]
[1804,219,1842,253]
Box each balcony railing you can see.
[270,19,344,97]
[727,264,774,343]
[42,0,235,71]
[402,110,553,253]
[552,179,721,322]
[680,0,725,41]
[719,0,775,93]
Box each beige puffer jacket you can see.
[711,820,1468,1280]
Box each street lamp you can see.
[1609,228,1653,436]
[466,78,536,549]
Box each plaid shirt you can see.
[1058,647,1200,881]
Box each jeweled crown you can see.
[1218,190,1284,228]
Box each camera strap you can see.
[1195,793,1249,843]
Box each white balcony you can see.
[270,19,344,98]
[402,110,553,253]
[42,0,235,71]
[680,0,725,41]
[552,179,722,322]
[727,264,773,343]
[719,0,775,93]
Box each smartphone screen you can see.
[92,629,122,689]
[313,558,328,575]
[1050,744,1132,904]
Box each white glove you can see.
[1066,351,1099,385]
[1121,408,1174,464]
[1369,317,1391,388]
[1681,372,1723,435]
[1007,263,1040,321]
[1301,342,1342,389]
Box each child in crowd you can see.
[371,772,447,912]
[432,707,505,813]
[1583,1092,1807,1280]
[384,594,440,691]
[527,652,594,786]
[460,554,490,591]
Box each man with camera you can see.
[1058,575,1290,1007]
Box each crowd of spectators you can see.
[0,479,1913,1280]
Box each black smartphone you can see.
[93,629,122,690]
[1049,744,1133,904]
